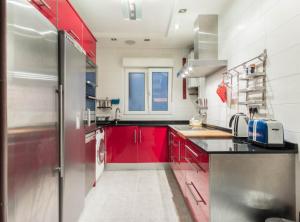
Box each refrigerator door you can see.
[59,32,86,222]
[7,0,59,222]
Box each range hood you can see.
[178,15,227,78]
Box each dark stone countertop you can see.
[96,120,189,127]
[188,138,298,154]
[84,123,103,134]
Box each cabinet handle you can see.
[68,30,80,41]
[185,145,198,157]
[134,129,137,144]
[186,181,207,205]
[35,0,51,10]
[139,129,142,143]
[88,51,95,57]
[178,140,181,162]
[59,84,64,179]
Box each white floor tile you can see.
[79,170,193,222]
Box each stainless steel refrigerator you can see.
[58,31,86,222]
[5,0,86,221]
[6,0,60,221]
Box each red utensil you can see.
[216,81,227,103]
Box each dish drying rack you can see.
[223,49,267,110]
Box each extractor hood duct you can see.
[178,15,227,78]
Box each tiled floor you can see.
[79,170,193,222]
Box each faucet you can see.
[114,108,121,124]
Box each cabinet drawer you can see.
[185,143,209,221]
[185,180,209,222]
[30,0,57,26]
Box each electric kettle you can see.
[229,113,249,138]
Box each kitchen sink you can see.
[173,125,208,131]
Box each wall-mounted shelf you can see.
[223,49,267,111]
[239,87,265,93]
[239,72,266,80]
[97,107,112,110]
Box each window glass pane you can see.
[152,72,168,111]
[129,72,145,111]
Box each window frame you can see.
[124,68,148,115]
[124,68,172,115]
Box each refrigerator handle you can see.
[59,84,64,178]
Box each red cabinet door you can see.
[169,130,186,193]
[58,0,83,45]
[184,142,209,222]
[30,0,57,26]
[105,126,138,163]
[83,25,96,64]
[138,127,168,163]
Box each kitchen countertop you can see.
[84,123,103,134]
[97,120,189,127]
[169,124,298,154]
[188,138,298,154]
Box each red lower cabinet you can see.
[169,130,210,222]
[105,126,138,163]
[184,142,209,222]
[169,130,186,195]
[138,127,168,162]
[105,126,168,163]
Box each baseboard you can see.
[105,163,171,171]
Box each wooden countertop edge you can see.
[173,128,232,140]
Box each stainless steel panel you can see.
[60,32,86,222]
[0,0,7,221]
[210,154,295,222]
[194,15,218,60]
[7,0,59,221]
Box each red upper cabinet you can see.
[105,126,138,163]
[138,127,168,163]
[83,25,97,64]
[57,0,83,45]
[30,0,57,26]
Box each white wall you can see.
[205,0,300,219]
[96,47,198,120]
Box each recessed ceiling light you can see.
[111,38,117,41]
[144,38,150,42]
[175,24,179,30]
[125,40,136,45]
[178,8,187,13]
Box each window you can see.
[128,71,146,112]
[125,68,172,114]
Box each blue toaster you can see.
[250,119,284,148]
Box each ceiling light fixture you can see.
[178,8,187,14]
[121,0,142,21]
[175,24,179,30]
[125,40,136,45]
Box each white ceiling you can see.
[70,0,231,48]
